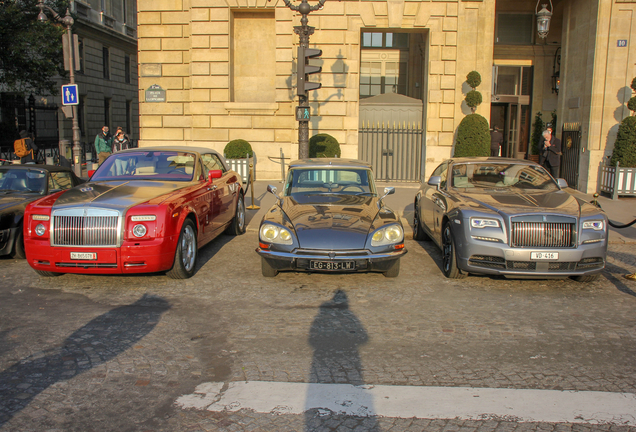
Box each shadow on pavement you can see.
[604,250,636,297]
[0,294,171,427]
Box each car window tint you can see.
[91,151,196,181]
[49,172,73,190]
[286,168,375,196]
[201,153,226,173]
[431,162,448,188]
[451,163,558,191]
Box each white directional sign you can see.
[62,84,79,106]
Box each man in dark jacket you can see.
[490,126,503,157]
[15,130,38,164]
[538,126,562,177]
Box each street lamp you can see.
[535,0,553,39]
[283,0,327,159]
[36,1,82,177]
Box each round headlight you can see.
[385,225,402,242]
[132,224,147,238]
[261,225,279,241]
[35,224,46,236]
[372,231,384,242]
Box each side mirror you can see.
[267,184,283,206]
[87,170,95,179]
[557,178,568,189]
[378,186,395,208]
[207,169,223,182]
[428,176,442,188]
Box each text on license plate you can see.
[530,252,559,260]
[309,260,355,271]
[70,252,97,260]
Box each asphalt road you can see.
[1,187,636,431]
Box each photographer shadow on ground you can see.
[305,289,381,431]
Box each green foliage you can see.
[0,0,68,95]
[309,133,341,158]
[465,90,482,110]
[453,114,490,158]
[224,139,253,159]
[628,96,636,113]
[610,116,636,168]
[530,112,545,155]
[631,77,636,93]
[466,71,482,89]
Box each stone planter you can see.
[225,152,256,184]
[598,162,636,200]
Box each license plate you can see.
[70,252,97,260]
[530,252,559,260]
[309,260,355,271]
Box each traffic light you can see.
[297,45,322,97]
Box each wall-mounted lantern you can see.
[535,0,553,39]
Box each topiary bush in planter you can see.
[465,71,483,114]
[309,133,341,158]
[224,139,253,159]
[610,116,636,168]
[453,113,490,157]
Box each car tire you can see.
[226,194,246,236]
[261,257,278,277]
[10,228,26,259]
[34,269,62,277]
[167,219,198,279]
[571,274,600,283]
[442,222,466,279]
[413,204,429,241]
[383,259,400,278]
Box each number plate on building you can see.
[310,260,355,271]
[530,252,559,260]
[70,252,97,260]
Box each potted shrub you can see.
[224,139,255,182]
[453,113,490,157]
[309,133,341,158]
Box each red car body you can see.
[23,147,246,278]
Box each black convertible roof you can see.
[0,164,75,173]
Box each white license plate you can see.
[70,252,97,260]
[309,260,355,271]
[530,252,559,260]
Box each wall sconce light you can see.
[536,0,553,39]
[552,47,561,95]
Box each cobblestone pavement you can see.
[1,231,636,431]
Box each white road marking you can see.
[175,381,636,425]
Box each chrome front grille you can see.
[511,222,575,248]
[51,208,121,247]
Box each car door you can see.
[201,153,236,235]
[421,162,448,239]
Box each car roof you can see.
[288,158,373,170]
[448,157,540,165]
[116,146,223,156]
[0,164,74,173]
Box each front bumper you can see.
[24,236,177,275]
[256,247,407,274]
[456,238,607,277]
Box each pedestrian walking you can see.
[490,126,503,157]
[95,126,113,166]
[14,130,38,164]
[538,125,561,177]
[112,127,130,152]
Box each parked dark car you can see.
[1,165,84,258]
[256,158,407,277]
[24,147,245,279]
[413,157,608,282]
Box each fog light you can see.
[132,224,147,238]
[35,224,46,236]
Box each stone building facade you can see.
[137,0,636,193]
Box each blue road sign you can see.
[62,84,79,106]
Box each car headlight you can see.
[32,214,50,221]
[470,218,501,228]
[35,224,46,236]
[260,224,293,245]
[583,220,604,231]
[371,224,404,246]
[132,224,147,238]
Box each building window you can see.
[360,32,409,98]
[103,47,110,80]
[493,66,533,96]
[104,98,111,127]
[77,38,84,74]
[125,54,131,84]
[126,100,132,138]
[78,96,85,136]
[361,32,409,49]
[496,14,534,45]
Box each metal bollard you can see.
[246,159,260,210]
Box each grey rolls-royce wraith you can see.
[414,158,607,282]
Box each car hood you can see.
[459,190,582,217]
[0,192,41,213]
[281,195,380,249]
[52,180,189,211]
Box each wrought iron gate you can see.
[560,122,581,189]
[358,122,423,182]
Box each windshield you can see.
[450,163,559,192]
[284,168,376,200]
[90,151,197,181]
[0,168,47,194]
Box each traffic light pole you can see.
[283,0,326,159]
